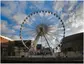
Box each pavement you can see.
[1,56,83,63]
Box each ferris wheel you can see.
[20,10,65,55]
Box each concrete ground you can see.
[1,56,83,63]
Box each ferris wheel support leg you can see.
[33,34,40,50]
[43,35,54,55]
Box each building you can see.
[0,35,32,57]
[60,33,83,58]
[13,40,31,57]
[0,35,14,56]
[1,35,53,57]
[0,35,14,43]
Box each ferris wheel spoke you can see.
[37,15,43,24]
[28,17,38,27]
[22,31,36,36]
[45,34,55,46]
[41,36,46,47]
[22,28,35,32]
[46,33,56,40]
[23,24,36,30]
[34,12,44,25]
[48,32,63,41]
[41,12,47,24]
[46,33,60,47]
[47,15,54,21]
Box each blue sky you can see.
[1,1,84,41]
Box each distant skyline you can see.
[1,1,84,40]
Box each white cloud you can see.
[13,25,21,30]
[53,1,65,12]
[31,1,45,10]
[55,2,84,36]
[1,7,12,17]
[1,1,84,42]
[1,1,18,17]
[13,13,27,24]
[1,1,27,19]
[63,1,77,13]
[17,1,27,13]
[65,3,84,36]
[1,20,15,34]
[57,1,77,21]
[68,1,77,11]
[1,20,20,40]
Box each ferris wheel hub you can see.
[36,24,48,36]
